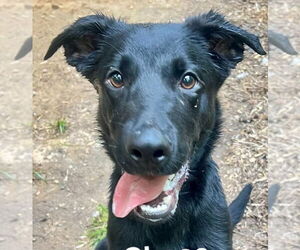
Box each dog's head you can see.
[45,11,265,223]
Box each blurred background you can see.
[268,0,300,249]
[0,0,32,250]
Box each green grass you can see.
[0,170,16,180]
[56,119,67,134]
[86,204,108,248]
[33,171,47,181]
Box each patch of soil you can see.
[268,0,300,249]
[0,1,32,250]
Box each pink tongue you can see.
[112,173,169,218]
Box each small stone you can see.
[291,57,300,66]
[92,210,100,218]
[249,157,256,163]
[236,72,249,79]
[261,57,268,66]
[52,4,60,9]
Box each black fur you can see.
[45,11,266,250]
[229,184,253,227]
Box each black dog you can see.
[45,11,265,250]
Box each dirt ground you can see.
[0,1,32,250]
[29,0,268,249]
[268,0,300,249]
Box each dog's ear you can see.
[185,11,266,68]
[44,14,117,78]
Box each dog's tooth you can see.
[140,204,154,215]
[168,174,175,181]
[164,162,190,191]
[154,204,168,214]
[140,202,169,216]
[163,194,172,205]
[159,204,168,212]
[163,178,172,191]
[170,190,180,215]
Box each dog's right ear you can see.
[185,11,266,69]
[44,14,117,78]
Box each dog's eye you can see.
[180,74,197,89]
[108,72,124,88]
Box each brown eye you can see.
[108,72,124,88]
[180,74,197,89]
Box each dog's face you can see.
[45,11,265,223]
[98,23,220,176]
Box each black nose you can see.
[126,129,170,164]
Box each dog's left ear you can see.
[44,14,119,80]
[185,11,266,68]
